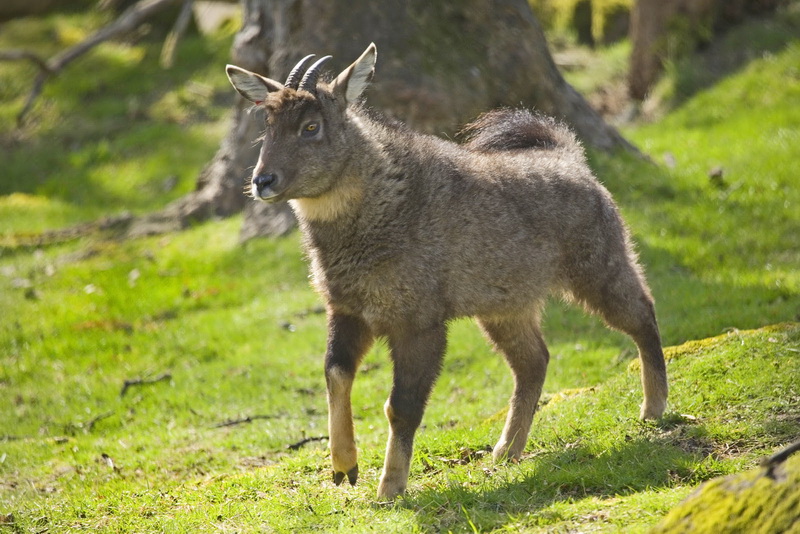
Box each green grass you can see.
[647,4,800,112]
[1,6,800,533]
[0,8,235,234]
[529,0,633,44]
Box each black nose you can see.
[253,173,277,195]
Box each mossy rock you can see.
[651,452,800,533]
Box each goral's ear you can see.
[226,65,284,104]
[331,43,377,104]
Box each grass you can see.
[0,9,235,234]
[529,0,633,43]
[1,222,797,531]
[646,3,800,112]
[1,5,800,533]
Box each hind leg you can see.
[478,311,549,462]
[378,323,447,500]
[577,268,667,419]
[627,303,668,420]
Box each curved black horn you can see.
[298,55,332,92]
[285,54,315,89]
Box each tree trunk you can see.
[0,0,63,21]
[131,0,638,240]
[629,0,717,101]
[629,0,781,101]
[128,0,297,238]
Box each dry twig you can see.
[286,435,328,451]
[85,410,115,431]
[120,372,172,397]
[762,439,800,479]
[0,50,51,71]
[212,414,276,428]
[64,410,114,433]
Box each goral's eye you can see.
[301,121,320,138]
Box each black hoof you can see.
[333,470,345,485]
[332,465,359,486]
[347,465,358,485]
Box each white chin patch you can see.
[252,183,279,201]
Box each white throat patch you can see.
[290,182,363,222]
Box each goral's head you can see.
[226,44,377,203]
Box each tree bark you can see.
[128,0,296,238]
[0,0,63,21]
[629,0,716,101]
[132,0,638,240]
[629,0,781,101]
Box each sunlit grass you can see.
[0,8,236,234]
[1,5,799,533]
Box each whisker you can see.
[252,131,267,146]
[242,171,255,198]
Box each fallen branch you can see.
[120,372,172,397]
[160,0,193,68]
[65,410,114,434]
[293,306,326,319]
[1,0,180,125]
[0,50,51,72]
[85,411,115,431]
[0,212,134,250]
[0,202,241,256]
[212,414,276,428]
[762,438,800,479]
[286,435,328,451]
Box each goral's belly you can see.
[313,265,442,333]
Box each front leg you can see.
[378,324,447,500]
[325,312,374,486]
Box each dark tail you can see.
[459,108,582,156]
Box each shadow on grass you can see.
[668,7,800,108]
[401,425,733,532]
[398,322,800,532]
[635,242,798,345]
[537,234,797,367]
[583,149,799,347]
